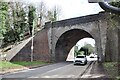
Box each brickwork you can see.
[11,29,50,62]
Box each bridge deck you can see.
[45,12,106,28]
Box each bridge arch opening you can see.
[66,38,96,61]
[55,29,96,62]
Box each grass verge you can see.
[103,62,120,79]
[0,61,50,73]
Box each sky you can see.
[42,0,103,20]
[33,0,103,20]
[4,0,104,20]
[76,38,95,49]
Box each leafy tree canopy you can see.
[110,1,120,8]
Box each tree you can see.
[74,45,79,57]
[110,1,120,8]
[0,2,8,37]
[46,6,61,22]
[28,5,36,35]
[13,2,28,41]
[79,47,88,56]
[8,2,27,41]
[0,1,61,47]
[36,1,46,28]
[1,2,29,46]
[0,2,9,46]
[80,43,95,56]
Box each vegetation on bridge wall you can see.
[105,13,120,62]
[104,12,120,77]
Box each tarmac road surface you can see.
[2,62,90,79]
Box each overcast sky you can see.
[42,0,103,20]
[33,0,103,20]
[76,38,95,49]
[4,0,103,20]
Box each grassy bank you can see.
[103,62,120,79]
[0,61,50,73]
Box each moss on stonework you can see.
[106,13,120,29]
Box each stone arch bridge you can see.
[11,12,120,62]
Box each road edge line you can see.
[79,61,94,77]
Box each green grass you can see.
[12,61,48,67]
[103,62,119,78]
[0,61,49,71]
[0,61,23,69]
